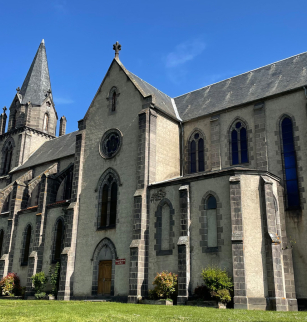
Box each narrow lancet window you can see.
[99,174,118,229]
[112,92,116,111]
[43,113,49,132]
[231,121,248,165]
[161,204,170,250]
[281,117,300,209]
[206,195,217,248]
[22,225,32,265]
[54,219,64,263]
[190,140,196,173]
[189,131,205,173]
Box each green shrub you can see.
[49,262,60,297]
[31,271,48,295]
[201,266,233,292]
[0,273,22,296]
[34,292,46,300]
[150,271,177,300]
[211,289,231,304]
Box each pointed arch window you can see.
[206,195,218,248]
[108,87,119,113]
[21,225,32,266]
[11,110,17,129]
[0,229,4,258]
[154,198,175,256]
[189,131,205,173]
[53,218,64,263]
[112,92,117,111]
[1,193,11,213]
[230,121,248,165]
[2,141,13,175]
[43,113,49,132]
[99,174,118,229]
[280,117,300,209]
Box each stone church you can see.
[0,39,306,311]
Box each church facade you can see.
[0,40,306,311]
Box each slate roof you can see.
[12,131,77,172]
[20,40,52,106]
[126,70,177,119]
[174,52,307,121]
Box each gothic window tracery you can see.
[230,120,248,165]
[189,131,205,173]
[280,116,300,209]
[98,174,118,229]
[100,129,122,159]
[2,141,14,175]
[55,167,73,201]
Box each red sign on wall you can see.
[115,259,126,265]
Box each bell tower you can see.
[7,39,58,136]
[0,40,58,178]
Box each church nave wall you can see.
[11,211,36,287]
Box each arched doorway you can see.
[91,238,117,296]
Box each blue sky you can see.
[1,0,306,134]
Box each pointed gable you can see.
[84,58,179,121]
[20,39,52,106]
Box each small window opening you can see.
[54,219,64,263]
[112,92,116,111]
[22,225,32,265]
[43,113,49,132]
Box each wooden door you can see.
[98,260,112,294]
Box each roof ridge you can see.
[174,51,307,99]
[47,130,78,142]
[128,71,172,99]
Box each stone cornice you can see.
[149,167,281,189]
[0,126,56,141]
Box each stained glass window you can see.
[231,121,248,165]
[190,132,205,173]
[281,117,300,209]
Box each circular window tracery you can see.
[100,129,122,159]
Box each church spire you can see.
[19,39,52,106]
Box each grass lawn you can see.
[0,300,307,322]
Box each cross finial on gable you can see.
[16,87,20,93]
[113,41,121,59]
[3,106,7,113]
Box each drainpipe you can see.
[179,122,184,176]
[303,86,307,99]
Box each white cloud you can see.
[165,39,206,68]
[54,97,74,104]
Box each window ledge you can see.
[97,225,116,231]
[46,200,71,209]
[18,206,38,214]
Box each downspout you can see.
[179,122,184,176]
